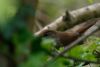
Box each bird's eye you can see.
[44,31,53,37]
[44,33,49,36]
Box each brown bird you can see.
[40,18,98,48]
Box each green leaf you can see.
[67,45,85,58]
[41,38,55,52]
[31,36,43,53]
[19,52,48,67]
[47,57,73,67]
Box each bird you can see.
[40,18,98,48]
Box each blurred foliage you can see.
[0,0,19,27]
[87,0,94,4]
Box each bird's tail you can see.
[68,18,99,35]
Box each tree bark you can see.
[35,3,100,36]
[22,0,39,32]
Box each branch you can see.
[44,20,100,66]
[55,20,100,58]
[35,3,100,36]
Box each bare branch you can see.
[55,20,100,58]
[44,21,100,66]
[35,3,100,36]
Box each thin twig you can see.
[45,20,100,65]
[35,21,43,30]
[55,21,100,58]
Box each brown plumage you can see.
[40,18,98,47]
